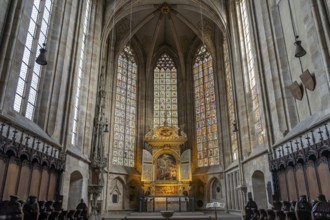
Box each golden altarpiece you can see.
[141,121,192,211]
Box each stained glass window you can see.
[224,41,237,160]
[153,53,178,127]
[71,0,91,145]
[193,45,220,167]
[240,0,264,145]
[14,0,53,120]
[112,46,137,167]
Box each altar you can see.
[141,120,192,211]
[140,196,195,212]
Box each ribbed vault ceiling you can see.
[103,0,226,61]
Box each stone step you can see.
[129,212,205,216]
[102,211,241,220]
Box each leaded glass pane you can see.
[194,45,220,167]
[71,0,91,145]
[113,46,137,167]
[16,78,26,96]
[153,53,178,128]
[25,33,34,50]
[240,0,264,145]
[14,0,53,117]
[25,103,34,120]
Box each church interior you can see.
[0,0,330,219]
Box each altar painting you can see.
[156,154,177,180]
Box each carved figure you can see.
[245,198,258,210]
[272,200,282,211]
[266,209,275,220]
[76,199,88,211]
[295,195,312,220]
[259,209,267,220]
[274,210,286,220]
[312,194,330,220]
[245,198,258,220]
[38,201,48,220]
[53,199,63,211]
[7,195,23,220]
[23,196,39,220]
[252,209,260,220]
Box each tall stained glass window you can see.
[153,53,178,127]
[240,0,264,145]
[112,46,137,167]
[193,45,220,167]
[224,41,237,160]
[71,0,91,145]
[14,0,53,120]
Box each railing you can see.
[269,121,330,167]
[0,117,66,201]
[139,196,195,212]
[268,119,330,202]
[0,118,65,165]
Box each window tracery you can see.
[14,0,53,120]
[153,53,178,128]
[71,0,91,145]
[193,45,220,167]
[112,46,137,167]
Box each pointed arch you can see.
[153,53,178,127]
[193,45,220,167]
[112,45,137,167]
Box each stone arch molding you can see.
[68,170,84,210]
[207,177,223,202]
[251,170,267,209]
[109,177,126,209]
[100,1,227,63]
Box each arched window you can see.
[13,0,54,120]
[153,53,178,127]
[193,45,220,167]
[239,0,264,145]
[224,41,237,160]
[112,46,137,167]
[71,0,92,145]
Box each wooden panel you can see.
[39,167,49,201]
[306,160,319,200]
[295,163,307,196]
[47,171,57,200]
[29,165,41,197]
[317,157,330,199]
[17,163,31,201]
[286,166,297,201]
[3,158,19,200]
[278,170,288,201]
[0,158,7,199]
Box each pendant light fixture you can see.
[36,43,47,65]
[288,0,306,58]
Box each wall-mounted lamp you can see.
[36,43,47,65]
